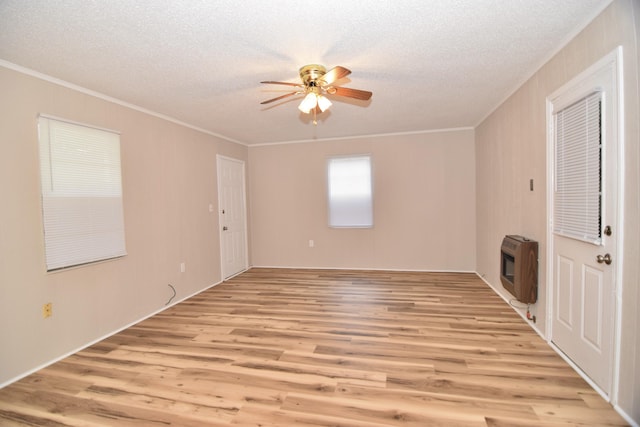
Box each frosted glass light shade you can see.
[316,95,332,112]
[298,93,318,113]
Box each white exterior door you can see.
[548,49,621,398]
[552,234,616,395]
[217,155,248,280]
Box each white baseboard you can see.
[249,264,476,274]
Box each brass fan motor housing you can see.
[260,64,371,107]
[299,64,327,86]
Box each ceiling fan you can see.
[260,64,372,124]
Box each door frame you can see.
[216,154,249,281]
[545,46,624,403]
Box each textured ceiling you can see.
[0,0,611,145]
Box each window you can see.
[38,116,126,271]
[327,155,373,228]
[553,92,602,244]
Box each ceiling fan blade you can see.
[260,91,301,104]
[261,81,304,87]
[329,86,372,101]
[319,66,351,85]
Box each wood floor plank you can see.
[280,392,488,427]
[334,383,540,420]
[0,268,628,426]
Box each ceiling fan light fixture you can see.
[262,64,371,123]
[298,92,318,114]
[316,94,332,112]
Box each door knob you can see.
[222,226,228,231]
[596,253,612,265]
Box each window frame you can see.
[326,154,374,229]
[37,115,127,271]
[553,92,602,245]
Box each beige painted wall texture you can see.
[1,1,637,422]
[248,130,476,271]
[475,0,639,420]
[0,66,247,385]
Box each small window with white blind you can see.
[327,155,373,228]
[553,92,602,244]
[38,116,127,271]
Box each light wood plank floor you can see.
[0,268,628,426]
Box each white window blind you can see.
[328,155,373,228]
[38,116,127,271]
[553,92,602,244]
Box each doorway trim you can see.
[545,46,624,404]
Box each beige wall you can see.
[0,66,248,385]
[249,130,476,271]
[1,2,637,421]
[475,0,639,420]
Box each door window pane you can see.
[554,92,602,244]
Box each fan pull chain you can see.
[313,107,317,125]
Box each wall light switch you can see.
[309,240,315,248]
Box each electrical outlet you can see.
[43,303,52,318]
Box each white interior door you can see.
[217,155,248,280]
[548,49,621,398]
